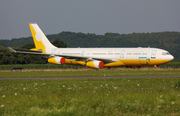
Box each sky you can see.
[0,0,180,39]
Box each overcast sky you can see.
[0,0,180,39]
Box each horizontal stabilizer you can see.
[8,47,42,53]
[8,47,17,53]
[8,47,50,55]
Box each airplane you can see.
[8,23,174,69]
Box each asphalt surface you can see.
[0,75,180,80]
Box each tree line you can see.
[0,31,180,64]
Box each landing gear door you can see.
[120,50,125,58]
[151,50,157,59]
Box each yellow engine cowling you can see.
[48,57,65,65]
[86,60,104,69]
[65,59,86,66]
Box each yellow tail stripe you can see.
[29,24,46,53]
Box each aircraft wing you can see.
[55,54,118,63]
[8,47,118,63]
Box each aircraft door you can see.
[51,49,56,55]
[120,50,125,58]
[151,50,157,59]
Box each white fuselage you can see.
[46,47,174,67]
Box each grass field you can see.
[0,61,180,70]
[1,67,180,115]
[1,68,180,78]
[0,78,180,115]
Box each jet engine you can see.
[48,56,65,65]
[86,60,104,69]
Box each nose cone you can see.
[170,55,174,60]
[164,55,174,63]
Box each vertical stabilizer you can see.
[29,23,56,53]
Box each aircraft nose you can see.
[170,55,174,60]
[164,55,174,63]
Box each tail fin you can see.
[29,23,56,53]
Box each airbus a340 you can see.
[8,23,174,69]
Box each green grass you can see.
[0,78,180,115]
[1,69,180,77]
[0,64,84,70]
[0,61,180,70]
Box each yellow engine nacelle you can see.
[86,60,104,69]
[48,57,65,65]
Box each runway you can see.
[0,75,180,80]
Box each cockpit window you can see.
[162,52,170,55]
[166,52,170,55]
